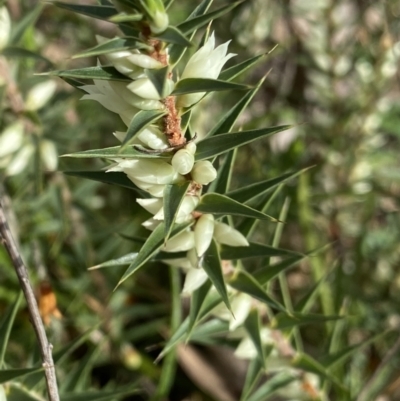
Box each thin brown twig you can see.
[0,199,60,401]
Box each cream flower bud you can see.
[120,159,176,185]
[6,144,34,176]
[126,52,164,69]
[163,258,192,269]
[191,161,217,185]
[187,247,199,268]
[137,198,163,214]
[195,214,214,256]
[182,267,208,295]
[229,294,252,331]
[164,230,195,252]
[0,6,11,51]
[153,195,198,222]
[142,218,161,231]
[25,81,57,111]
[137,127,168,150]
[40,140,58,171]
[128,77,174,100]
[185,142,197,155]
[149,10,169,34]
[171,149,195,175]
[214,222,249,247]
[0,122,24,158]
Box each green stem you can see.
[152,266,181,401]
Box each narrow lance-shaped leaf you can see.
[108,12,143,22]
[63,171,150,197]
[1,47,52,65]
[163,182,191,242]
[189,319,230,344]
[227,167,313,204]
[208,149,237,194]
[146,65,169,98]
[72,37,150,59]
[195,125,291,161]
[154,26,192,46]
[0,367,43,384]
[177,1,243,35]
[202,240,231,312]
[61,386,139,401]
[228,270,285,311]
[207,76,268,138]
[51,2,118,21]
[196,193,278,221]
[43,66,130,82]
[121,109,166,148]
[241,358,264,401]
[88,253,138,270]
[0,292,22,366]
[172,78,249,95]
[117,222,192,286]
[271,312,342,330]
[9,4,43,45]
[244,309,265,368]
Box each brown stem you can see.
[0,199,60,401]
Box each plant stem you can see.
[0,199,60,401]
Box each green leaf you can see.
[63,171,149,196]
[5,383,47,401]
[196,193,277,221]
[228,270,284,311]
[122,110,166,147]
[51,2,118,20]
[195,125,291,161]
[202,240,231,312]
[207,77,266,138]
[172,78,249,95]
[177,1,243,35]
[44,66,129,81]
[244,309,265,368]
[108,12,143,22]
[117,222,192,286]
[0,368,43,384]
[1,47,52,65]
[154,26,192,46]
[245,371,296,401]
[72,37,150,59]
[146,65,169,97]
[181,110,192,135]
[88,253,138,270]
[61,386,139,401]
[241,358,263,401]
[163,182,191,242]
[189,318,229,344]
[187,280,212,340]
[220,52,270,82]
[208,149,236,194]
[9,4,43,45]
[272,312,342,330]
[227,168,312,204]
[220,243,300,261]
[253,255,304,285]
[0,293,22,366]
[62,145,169,159]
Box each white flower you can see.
[182,267,208,295]
[128,77,174,100]
[213,222,249,247]
[235,328,275,360]
[164,230,195,252]
[137,198,163,214]
[191,160,217,185]
[6,144,34,176]
[40,140,58,171]
[25,81,57,111]
[171,149,195,175]
[177,32,236,108]
[194,214,214,256]
[137,127,169,150]
[229,293,253,331]
[153,196,198,223]
[0,122,24,158]
[0,6,11,51]
[149,10,169,34]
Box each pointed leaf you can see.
[122,110,166,147]
[72,37,150,59]
[0,293,22,366]
[207,78,266,138]
[227,168,312,204]
[44,66,129,82]
[51,2,118,20]
[0,368,43,384]
[172,78,249,95]
[62,145,169,159]
[189,318,229,344]
[163,182,191,242]
[228,270,284,311]
[272,312,342,330]
[63,171,149,196]
[221,243,300,261]
[154,26,192,46]
[253,255,304,285]
[108,12,143,22]
[1,47,52,65]
[196,193,277,221]
[9,4,43,45]
[118,222,192,286]
[244,309,265,368]
[146,65,169,97]
[241,358,263,401]
[195,125,291,161]
[202,240,231,312]
[177,1,242,35]
[208,149,236,194]
[88,253,138,270]
[187,280,212,339]
[220,53,269,82]
[61,386,139,401]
